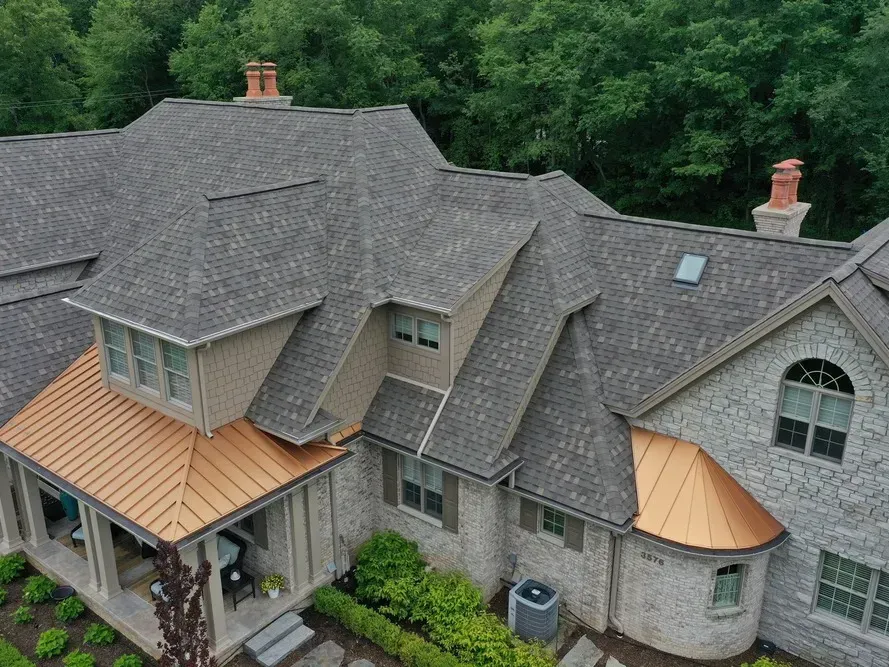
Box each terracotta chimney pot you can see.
[261,62,280,97]
[785,158,804,204]
[245,62,262,98]
[767,161,796,210]
[752,158,811,236]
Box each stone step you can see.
[245,612,304,657]
[255,625,315,667]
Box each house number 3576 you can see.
[640,552,664,566]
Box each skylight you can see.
[674,253,708,286]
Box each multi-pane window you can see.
[162,342,191,407]
[713,564,743,608]
[102,320,129,380]
[815,551,889,636]
[401,456,443,520]
[540,506,566,540]
[130,330,160,392]
[391,313,441,352]
[775,359,854,462]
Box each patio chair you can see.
[70,521,124,548]
[150,530,247,601]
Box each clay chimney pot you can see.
[261,62,280,97]
[245,62,262,98]
[785,158,804,204]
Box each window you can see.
[391,312,441,352]
[776,359,854,462]
[401,455,443,520]
[393,313,414,343]
[102,320,129,380]
[131,330,160,392]
[713,564,743,608]
[417,319,440,350]
[541,506,566,540]
[674,253,708,285]
[235,513,255,536]
[815,552,889,636]
[162,341,192,407]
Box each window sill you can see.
[807,612,889,651]
[397,504,443,529]
[537,531,566,548]
[769,446,844,472]
[706,606,746,619]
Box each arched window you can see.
[776,359,854,462]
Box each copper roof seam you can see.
[209,425,290,487]
[702,456,734,549]
[236,419,313,475]
[189,450,257,504]
[0,358,95,428]
[646,437,677,517]
[187,453,247,507]
[659,449,699,538]
[193,434,274,496]
[706,456,742,548]
[168,428,198,536]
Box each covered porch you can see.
[0,347,351,661]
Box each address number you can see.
[640,552,664,566]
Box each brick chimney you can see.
[752,159,811,236]
[233,62,292,107]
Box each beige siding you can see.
[387,306,450,390]
[202,314,301,430]
[321,308,389,425]
[449,258,514,381]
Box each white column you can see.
[305,482,323,582]
[89,510,121,599]
[78,503,101,593]
[289,490,310,593]
[17,466,49,547]
[199,537,229,650]
[0,457,23,551]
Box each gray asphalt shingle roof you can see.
[363,376,445,452]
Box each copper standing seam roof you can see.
[0,346,348,543]
[631,428,785,551]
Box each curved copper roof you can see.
[0,346,347,543]
[632,428,784,551]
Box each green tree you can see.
[170,3,245,100]
[0,0,84,136]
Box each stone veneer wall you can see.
[239,497,295,590]
[0,261,87,298]
[635,301,889,667]
[333,438,379,564]
[321,308,388,425]
[202,313,301,430]
[504,494,612,631]
[616,535,769,659]
[449,258,514,381]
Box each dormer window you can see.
[391,312,440,352]
[674,253,708,286]
[131,330,160,393]
[162,341,191,407]
[101,320,129,381]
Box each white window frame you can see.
[161,341,192,409]
[390,312,441,354]
[102,320,130,383]
[814,551,889,638]
[130,329,160,395]
[416,318,440,351]
[392,313,414,344]
[712,564,744,608]
[538,504,566,546]
[399,455,443,521]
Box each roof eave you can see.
[633,527,791,558]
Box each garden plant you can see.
[83,623,116,646]
[12,605,34,624]
[55,596,87,623]
[35,628,69,658]
[0,553,27,584]
[22,574,56,603]
[63,649,96,667]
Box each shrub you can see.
[63,650,96,667]
[22,574,56,603]
[410,571,483,636]
[0,638,36,667]
[0,588,7,605]
[260,573,286,594]
[355,531,425,602]
[56,596,86,623]
[741,659,792,667]
[0,553,27,584]
[35,628,69,658]
[83,623,116,646]
[13,605,34,624]
[113,654,144,667]
[398,632,466,667]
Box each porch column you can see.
[289,489,310,593]
[198,537,229,650]
[17,465,49,547]
[89,510,121,599]
[77,503,102,593]
[305,482,323,582]
[0,456,24,551]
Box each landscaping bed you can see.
[0,556,155,667]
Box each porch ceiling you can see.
[0,345,347,543]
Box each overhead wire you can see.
[0,88,180,112]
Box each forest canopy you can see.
[2,0,888,240]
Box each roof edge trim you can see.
[859,266,889,292]
[633,527,791,557]
[253,416,345,446]
[160,98,410,115]
[507,485,635,534]
[0,254,99,279]
[438,164,529,180]
[0,129,119,143]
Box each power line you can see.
[0,88,180,112]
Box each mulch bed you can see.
[0,563,157,667]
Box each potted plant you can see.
[261,574,285,599]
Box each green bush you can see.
[741,659,792,667]
[83,623,116,646]
[0,553,27,584]
[63,650,96,667]
[35,628,69,658]
[0,638,36,667]
[355,531,425,602]
[398,632,466,667]
[0,588,7,605]
[13,605,34,624]
[411,571,483,636]
[113,654,144,667]
[22,574,56,603]
[55,596,86,623]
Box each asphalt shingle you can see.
[363,376,445,451]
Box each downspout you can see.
[329,471,342,578]
[196,343,213,437]
[608,532,624,636]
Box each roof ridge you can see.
[170,428,199,541]
[535,172,619,216]
[358,111,448,170]
[0,129,119,143]
[352,112,378,305]
[527,181,562,315]
[204,177,320,201]
[438,164,529,180]
[183,198,210,342]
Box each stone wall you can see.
[616,535,769,659]
[635,301,889,667]
[321,308,388,425]
[449,258,514,381]
[239,497,295,590]
[504,494,612,631]
[0,261,87,298]
[333,438,379,564]
[202,314,300,430]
